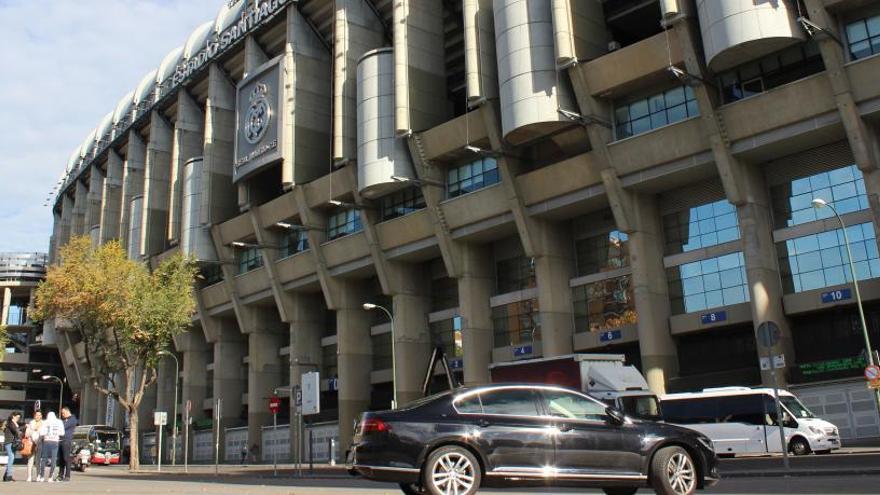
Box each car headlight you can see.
[808,426,824,435]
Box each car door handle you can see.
[477,419,491,428]
[557,424,572,433]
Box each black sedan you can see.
[347,384,719,495]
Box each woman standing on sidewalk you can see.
[25,411,44,482]
[2,411,23,482]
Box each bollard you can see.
[309,430,314,472]
[329,438,336,466]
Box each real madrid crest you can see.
[244,82,271,145]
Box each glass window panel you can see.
[847,20,869,43]
[631,116,651,135]
[669,251,749,314]
[649,93,666,112]
[629,99,649,118]
[686,100,699,117]
[666,104,687,123]
[867,16,880,36]
[776,223,880,293]
[650,112,668,128]
[701,257,720,273]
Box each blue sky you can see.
[0,0,224,253]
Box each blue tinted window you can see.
[447,158,500,198]
[280,229,309,258]
[777,223,880,294]
[668,252,749,314]
[236,246,263,274]
[771,165,868,228]
[663,199,740,254]
[327,209,362,240]
[615,86,698,139]
[847,15,880,60]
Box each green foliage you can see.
[35,236,196,376]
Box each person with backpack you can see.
[37,411,64,482]
[3,411,23,482]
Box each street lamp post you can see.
[812,198,880,414]
[158,350,180,466]
[363,303,397,409]
[42,375,64,412]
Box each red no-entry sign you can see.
[269,395,281,414]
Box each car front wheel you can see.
[789,437,811,456]
[423,446,481,495]
[651,446,697,495]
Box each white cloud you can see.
[0,0,224,252]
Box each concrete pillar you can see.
[59,194,74,248]
[99,150,124,243]
[244,319,284,460]
[282,7,332,186]
[80,383,99,425]
[457,244,495,386]
[71,179,88,236]
[119,132,146,253]
[533,223,575,357]
[0,288,11,326]
[175,329,210,462]
[287,292,324,461]
[156,355,178,419]
[391,268,432,406]
[142,111,173,256]
[169,91,205,244]
[203,63,238,225]
[210,320,246,460]
[737,165,796,386]
[628,194,678,395]
[336,282,371,454]
[85,164,105,235]
[332,0,386,163]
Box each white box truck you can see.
[488,354,662,420]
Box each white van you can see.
[661,387,841,456]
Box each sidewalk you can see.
[130,462,351,479]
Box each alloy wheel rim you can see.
[432,452,475,495]
[666,452,695,495]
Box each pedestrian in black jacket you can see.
[57,407,78,482]
[3,411,23,482]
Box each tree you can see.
[34,236,196,470]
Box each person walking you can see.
[58,407,77,482]
[37,411,64,482]
[25,411,44,482]
[2,411,23,482]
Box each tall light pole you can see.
[811,198,880,414]
[158,350,180,466]
[42,375,63,412]
[363,303,397,409]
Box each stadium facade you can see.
[47,0,880,459]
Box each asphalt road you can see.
[1,465,876,495]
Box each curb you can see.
[722,469,880,478]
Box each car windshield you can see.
[779,396,814,419]
[620,395,662,420]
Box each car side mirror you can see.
[606,406,626,425]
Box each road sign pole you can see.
[158,422,163,473]
[214,398,221,476]
[273,412,278,477]
[184,409,189,473]
[766,344,790,472]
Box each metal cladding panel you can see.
[67,146,82,173]
[134,69,159,105]
[79,128,98,163]
[127,195,144,260]
[697,0,804,72]
[464,0,498,103]
[96,112,113,145]
[184,21,215,59]
[112,91,135,127]
[550,0,607,67]
[357,48,415,199]
[494,0,576,145]
[215,0,247,34]
[157,46,185,85]
[181,157,217,262]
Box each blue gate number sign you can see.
[513,345,533,357]
[821,288,852,303]
[701,311,727,325]
[599,330,622,343]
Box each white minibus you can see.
[661,387,841,456]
